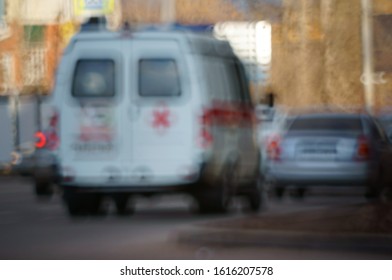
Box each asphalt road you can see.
[0,176,385,259]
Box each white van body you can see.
[48,23,261,215]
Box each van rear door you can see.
[124,38,197,184]
[59,40,124,183]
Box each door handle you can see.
[127,105,140,121]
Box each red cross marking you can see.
[152,108,171,129]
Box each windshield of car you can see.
[289,116,363,132]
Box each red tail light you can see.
[198,108,214,148]
[35,110,60,151]
[35,131,47,149]
[46,130,60,151]
[267,135,281,161]
[197,103,255,148]
[356,135,370,160]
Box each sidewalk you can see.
[176,202,392,255]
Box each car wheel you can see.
[365,165,390,202]
[113,194,134,216]
[367,183,392,203]
[63,189,103,217]
[34,178,53,197]
[33,169,54,197]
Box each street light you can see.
[361,0,375,114]
[161,0,176,23]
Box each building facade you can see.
[0,0,121,95]
[270,0,392,111]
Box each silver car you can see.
[265,112,392,199]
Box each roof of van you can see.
[66,29,235,58]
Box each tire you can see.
[378,186,392,203]
[365,165,388,202]
[274,185,285,199]
[365,180,384,202]
[197,165,235,214]
[63,189,102,217]
[33,169,54,197]
[34,179,53,197]
[244,177,265,213]
[292,187,306,200]
[113,194,134,216]
[366,183,392,203]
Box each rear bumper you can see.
[16,150,58,176]
[59,183,199,195]
[266,161,373,187]
[58,163,208,194]
[59,175,202,193]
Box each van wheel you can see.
[197,186,231,214]
[113,194,134,216]
[197,166,234,214]
[63,189,102,216]
[245,177,265,212]
[274,185,285,199]
[292,187,306,200]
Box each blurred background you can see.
[1,0,392,169]
[1,0,391,103]
[1,0,392,260]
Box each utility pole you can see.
[161,0,176,23]
[361,0,375,114]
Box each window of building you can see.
[23,47,46,87]
[0,0,4,23]
[24,25,45,45]
[0,53,14,93]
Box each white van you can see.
[41,19,262,216]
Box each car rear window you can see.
[289,117,363,131]
[139,59,180,97]
[72,59,115,97]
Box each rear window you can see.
[139,59,180,97]
[289,117,363,131]
[72,59,115,97]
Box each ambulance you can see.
[38,18,262,216]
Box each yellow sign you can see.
[73,0,115,16]
[60,22,76,45]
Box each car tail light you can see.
[35,110,60,151]
[267,135,281,161]
[35,131,47,149]
[356,135,370,160]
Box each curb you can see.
[176,226,392,255]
